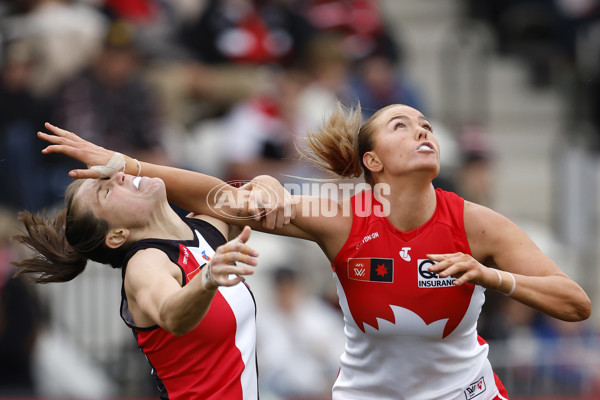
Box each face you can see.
[74,172,166,230]
[366,104,440,180]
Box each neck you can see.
[135,203,193,242]
[374,175,437,232]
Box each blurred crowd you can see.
[0,0,599,398]
[465,0,600,150]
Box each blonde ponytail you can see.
[301,102,364,179]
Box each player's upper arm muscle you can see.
[124,249,183,325]
[464,201,564,276]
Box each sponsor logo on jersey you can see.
[464,376,486,399]
[417,259,455,288]
[178,244,204,281]
[356,232,380,249]
[362,231,379,244]
[399,246,411,262]
[348,258,393,283]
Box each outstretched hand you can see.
[38,122,114,179]
[202,226,258,290]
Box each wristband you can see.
[493,269,502,289]
[201,261,219,291]
[505,272,516,296]
[133,158,142,177]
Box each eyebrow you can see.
[387,114,429,125]
[387,114,409,124]
[95,179,109,202]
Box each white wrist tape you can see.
[91,152,126,178]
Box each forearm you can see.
[123,156,230,214]
[158,278,217,336]
[495,270,590,321]
[125,159,312,237]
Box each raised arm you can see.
[127,226,258,336]
[428,201,591,322]
[38,123,349,248]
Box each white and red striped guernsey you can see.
[331,189,508,400]
[120,217,258,400]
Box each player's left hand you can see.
[202,226,258,290]
[427,252,499,289]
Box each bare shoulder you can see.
[125,248,182,288]
[463,200,539,263]
[463,201,515,236]
[187,213,229,238]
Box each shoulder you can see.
[125,248,182,287]
[464,201,513,232]
[463,201,529,262]
[186,213,229,240]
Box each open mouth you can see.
[133,176,141,189]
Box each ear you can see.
[105,228,130,249]
[363,151,382,174]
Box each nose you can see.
[112,171,126,185]
[417,128,429,141]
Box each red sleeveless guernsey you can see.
[331,188,508,400]
[120,217,258,400]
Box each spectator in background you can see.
[456,123,495,207]
[300,0,398,61]
[0,39,53,210]
[257,266,345,399]
[462,0,600,88]
[162,0,317,121]
[52,19,170,166]
[348,47,424,119]
[179,33,351,182]
[0,210,41,396]
[527,313,600,395]
[221,68,331,182]
[300,0,425,118]
[296,33,354,114]
[0,0,107,99]
[179,0,315,67]
[221,72,302,182]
